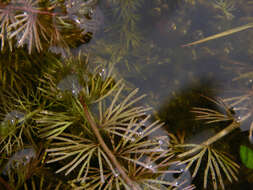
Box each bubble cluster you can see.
[127,124,145,141]
[145,164,153,169]
[3,148,36,175]
[65,0,105,35]
[0,110,25,136]
[159,163,192,189]
[98,68,107,80]
[4,110,25,125]
[148,127,170,151]
[57,74,82,97]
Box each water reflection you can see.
[157,80,218,133]
[1,0,253,189]
[78,0,253,188]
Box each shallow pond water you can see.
[85,0,253,189]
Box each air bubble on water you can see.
[57,74,82,97]
[113,169,119,177]
[158,139,163,145]
[74,17,81,24]
[137,130,144,137]
[130,137,135,142]
[66,0,105,35]
[98,68,107,80]
[145,163,157,173]
[159,163,192,189]
[3,148,36,175]
[180,168,184,172]
[4,110,25,125]
[145,164,152,169]
[72,89,78,96]
[99,68,105,76]
[57,93,63,99]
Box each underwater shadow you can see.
[155,78,220,135]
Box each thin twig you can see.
[179,121,240,158]
[80,96,140,190]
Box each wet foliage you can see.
[1,0,253,190]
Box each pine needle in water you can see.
[182,22,253,47]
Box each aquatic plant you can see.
[220,59,253,142]
[107,0,143,50]
[0,0,98,53]
[182,22,253,47]
[36,56,183,190]
[1,0,251,189]
[3,148,36,175]
[212,0,236,20]
[170,97,241,190]
[224,94,253,136]
[0,53,196,190]
[240,145,253,169]
[177,143,239,190]
[0,47,61,90]
[0,86,41,155]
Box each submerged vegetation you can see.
[0,0,253,190]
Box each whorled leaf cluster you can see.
[168,96,241,190]
[0,0,98,54]
[0,0,248,190]
[0,54,195,190]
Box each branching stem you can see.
[80,97,140,190]
[179,121,240,158]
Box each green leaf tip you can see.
[240,145,253,169]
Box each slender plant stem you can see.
[179,121,240,158]
[80,97,140,190]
